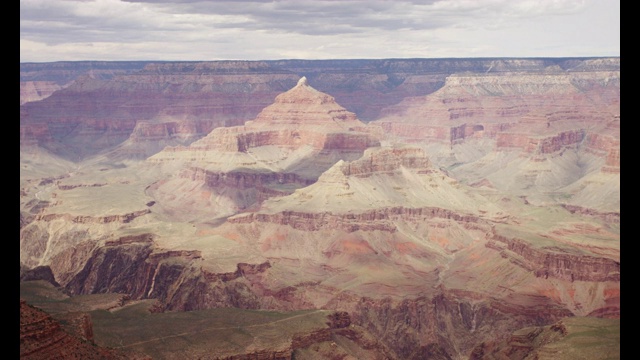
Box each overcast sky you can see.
[20,0,620,62]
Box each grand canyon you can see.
[20,58,620,359]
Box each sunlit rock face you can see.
[146,77,381,222]
[21,58,618,161]
[20,81,63,105]
[20,57,619,360]
[371,62,619,216]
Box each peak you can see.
[251,74,367,128]
[272,76,335,105]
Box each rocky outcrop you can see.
[561,204,620,223]
[469,321,568,360]
[469,317,620,360]
[147,77,382,220]
[585,120,620,172]
[229,206,484,233]
[487,232,620,282]
[201,262,270,283]
[20,265,61,287]
[350,290,574,360]
[62,236,299,311]
[111,118,237,159]
[65,237,156,296]
[21,58,618,161]
[373,70,619,161]
[20,300,146,359]
[129,119,226,142]
[174,76,381,155]
[211,311,385,360]
[19,62,301,160]
[340,146,431,177]
[57,183,106,190]
[20,81,63,105]
[20,57,620,360]
[34,209,151,224]
[52,237,589,359]
[182,167,315,192]
[496,129,586,154]
[20,123,54,147]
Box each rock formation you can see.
[20,299,148,359]
[371,65,620,217]
[146,77,380,222]
[19,58,620,359]
[21,58,618,161]
[469,316,620,359]
[20,81,63,105]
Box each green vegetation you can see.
[21,281,332,359]
[91,306,330,359]
[539,317,620,360]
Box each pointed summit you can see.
[253,76,363,128]
[151,76,380,160]
[270,76,336,106]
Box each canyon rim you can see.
[20,58,620,359]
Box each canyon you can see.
[20,58,620,359]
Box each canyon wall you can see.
[20,57,620,359]
[20,58,619,161]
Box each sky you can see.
[20,0,620,62]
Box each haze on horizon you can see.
[20,0,619,63]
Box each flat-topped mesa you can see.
[339,146,432,178]
[310,146,432,189]
[373,70,619,148]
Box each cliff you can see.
[469,316,620,360]
[487,230,619,283]
[19,57,620,360]
[374,71,618,147]
[20,81,63,105]
[20,58,618,161]
[146,77,381,222]
[20,299,148,359]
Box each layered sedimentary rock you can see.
[209,144,618,357]
[487,230,620,283]
[21,278,392,360]
[19,57,620,359]
[19,162,158,277]
[371,64,620,217]
[21,58,618,161]
[20,61,298,160]
[20,135,619,359]
[181,76,381,154]
[20,61,152,85]
[374,69,619,147]
[20,81,63,105]
[20,299,145,359]
[146,77,381,221]
[469,317,620,360]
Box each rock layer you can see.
[20,299,147,359]
[21,58,618,161]
[19,57,620,360]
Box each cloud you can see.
[20,0,619,61]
